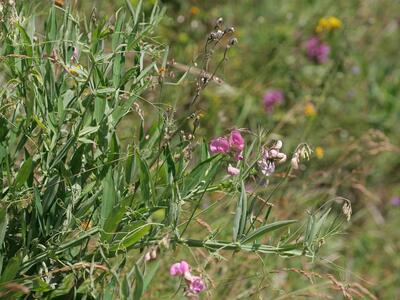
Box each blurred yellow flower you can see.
[315,16,342,33]
[304,102,317,117]
[315,146,324,159]
[190,6,200,15]
[328,16,342,29]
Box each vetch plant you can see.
[0,1,350,299]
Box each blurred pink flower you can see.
[390,196,400,206]
[188,276,206,294]
[209,137,230,154]
[170,261,190,276]
[263,89,284,112]
[227,164,240,176]
[305,37,330,63]
[229,130,244,151]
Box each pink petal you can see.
[227,164,240,176]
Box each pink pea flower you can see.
[229,130,244,152]
[305,37,330,64]
[390,196,400,206]
[188,276,206,294]
[263,89,284,113]
[227,164,240,176]
[170,261,190,276]
[209,137,230,154]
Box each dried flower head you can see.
[291,143,312,170]
[342,200,352,221]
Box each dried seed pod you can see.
[225,27,235,33]
[229,38,238,46]
[291,153,300,170]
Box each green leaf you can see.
[101,170,117,226]
[0,210,7,250]
[50,135,75,168]
[125,148,136,184]
[233,181,247,242]
[133,265,144,300]
[138,153,151,206]
[143,260,160,292]
[109,223,151,251]
[79,126,100,137]
[101,196,131,243]
[14,158,33,189]
[94,97,107,124]
[183,155,221,196]
[241,220,297,244]
[0,252,21,283]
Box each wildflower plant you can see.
[0,1,350,299]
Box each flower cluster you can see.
[257,140,287,176]
[315,16,342,33]
[305,37,330,64]
[170,261,206,296]
[263,89,284,113]
[209,129,245,176]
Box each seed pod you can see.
[229,38,238,46]
[291,153,299,169]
